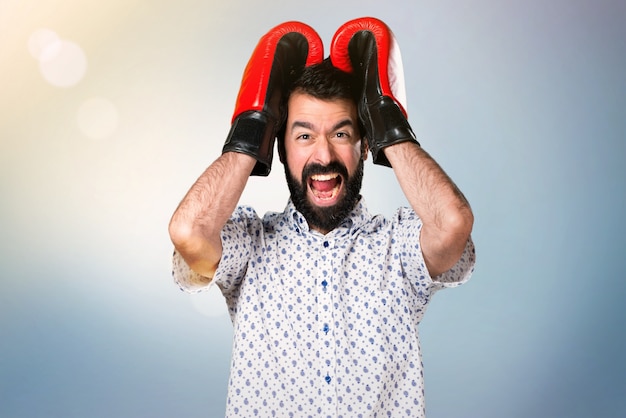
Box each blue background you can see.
[1,0,625,417]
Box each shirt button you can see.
[323,324,330,334]
[325,374,332,384]
[321,280,328,288]
[323,241,329,248]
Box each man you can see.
[169,18,475,417]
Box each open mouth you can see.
[308,173,343,203]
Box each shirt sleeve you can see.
[170,205,260,294]
[430,235,475,289]
[393,207,476,292]
[212,205,260,293]
[171,249,213,294]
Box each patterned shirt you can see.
[172,198,475,418]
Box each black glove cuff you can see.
[222,111,277,176]
[364,96,420,167]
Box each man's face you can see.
[283,92,367,234]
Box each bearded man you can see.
[169,18,475,418]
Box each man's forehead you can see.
[287,93,357,127]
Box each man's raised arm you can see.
[169,153,256,280]
[384,143,473,277]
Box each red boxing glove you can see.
[223,21,324,176]
[330,17,419,167]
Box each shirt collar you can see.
[284,196,377,237]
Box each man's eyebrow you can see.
[290,121,314,131]
[289,119,355,132]
[332,119,354,131]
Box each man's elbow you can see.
[456,205,474,239]
[440,206,473,267]
[443,203,474,242]
[169,218,221,279]
[168,215,193,251]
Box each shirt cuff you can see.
[431,236,476,287]
[171,249,213,294]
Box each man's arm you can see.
[169,152,256,280]
[384,142,473,277]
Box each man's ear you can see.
[361,138,369,161]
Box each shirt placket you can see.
[317,237,337,415]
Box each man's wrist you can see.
[380,139,422,162]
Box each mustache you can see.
[301,161,349,182]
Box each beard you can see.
[285,159,364,233]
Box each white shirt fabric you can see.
[172,198,475,417]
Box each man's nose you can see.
[311,138,335,165]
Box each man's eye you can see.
[297,134,310,140]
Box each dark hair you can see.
[289,57,359,102]
[277,58,365,159]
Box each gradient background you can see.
[1,0,625,417]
